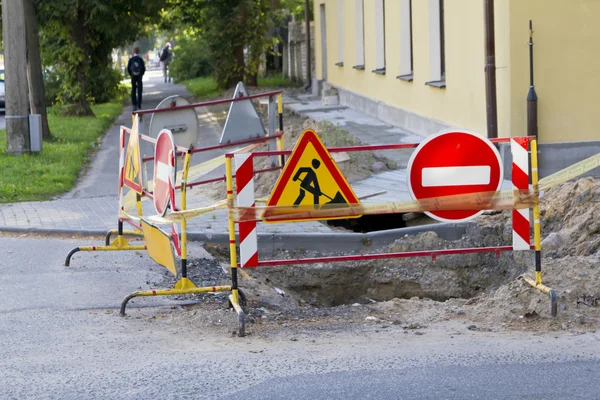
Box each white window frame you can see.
[427,0,446,87]
[354,0,365,69]
[373,0,386,73]
[336,0,344,66]
[398,0,413,80]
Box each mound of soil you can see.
[199,177,600,335]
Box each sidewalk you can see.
[0,79,440,246]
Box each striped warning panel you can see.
[235,153,258,267]
[118,127,126,209]
[511,137,531,250]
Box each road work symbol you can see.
[123,115,143,194]
[293,158,347,209]
[264,129,361,223]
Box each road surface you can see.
[1,234,600,399]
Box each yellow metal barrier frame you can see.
[119,151,244,336]
[226,156,246,336]
[521,139,558,316]
[64,195,146,267]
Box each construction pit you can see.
[156,177,600,337]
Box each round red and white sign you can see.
[154,130,177,216]
[407,130,504,222]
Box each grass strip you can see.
[182,74,300,99]
[0,101,123,203]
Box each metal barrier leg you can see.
[105,229,144,246]
[119,285,233,317]
[64,236,147,266]
[521,139,558,317]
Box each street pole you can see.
[2,0,30,154]
[527,20,538,139]
[304,0,312,91]
[483,0,498,139]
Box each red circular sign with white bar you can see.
[154,130,177,216]
[407,130,504,222]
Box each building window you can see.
[336,0,344,66]
[426,0,446,87]
[398,0,413,81]
[353,0,365,70]
[372,0,386,74]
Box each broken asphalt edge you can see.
[0,222,475,255]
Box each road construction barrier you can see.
[222,129,562,317]
[65,85,286,267]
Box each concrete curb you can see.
[0,222,473,252]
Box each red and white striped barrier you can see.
[118,127,126,210]
[235,153,258,268]
[511,137,531,250]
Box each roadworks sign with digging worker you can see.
[263,129,362,223]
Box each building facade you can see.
[312,0,600,145]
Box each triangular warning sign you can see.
[124,116,143,194]
[220,82,266,144]
[263,129,362,223]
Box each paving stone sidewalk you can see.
[0,82,428,238]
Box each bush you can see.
[87,66,126,103]
[44,65,126,106]
[169,34,214,82]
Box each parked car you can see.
[0,68,5,109]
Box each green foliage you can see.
[164,0,276,89]
[280,0,312,21]
[34,0,166,114]
[88,66,127,104]
[169,31,214,81]
[0,101,123,203]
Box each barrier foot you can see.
[521,275,558,317]
[105,229,144,246]
[229,294,246,337]
[119,284,232,317]
[64,247,81,267]
[64,236,147,266]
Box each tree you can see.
[164,0,275,89]
[2,0,30,153]
[34,1,165,116]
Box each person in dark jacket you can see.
[127,47,146,111]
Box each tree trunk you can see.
[24,0,51,139]
[2,0,31,153]
[65,8,94,117]
[229,44,246,88]
[246,44,261,86]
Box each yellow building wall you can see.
[508,0,600,143]
[314,0,494,137]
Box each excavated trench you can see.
[250,224,531,308]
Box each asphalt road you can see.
[2,234,600,399]
[0,113,5,130]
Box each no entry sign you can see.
[407,130,504,222]
[154,129,177,216]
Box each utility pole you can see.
[483,0,498,139]
[527,20,538,139]
[24,0,51,141]
[2,0,30,154]
[304,0,312,91]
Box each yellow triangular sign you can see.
[263,129,362,223]
[124,116,143,194]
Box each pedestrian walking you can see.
[159,42,172,83]
[127,47,146,111]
